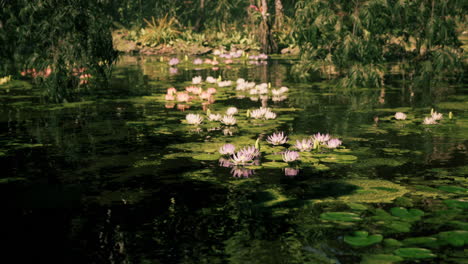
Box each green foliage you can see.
[293,0,466,87]
[344,231,383,247]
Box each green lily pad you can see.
[438,186,468,194]
[320,212,361,222]
[384,238,403,248]
[437,230,468,247]
[262,162,288,168]
[444,199,468,209]
[192,154,220,161]
[347,202,368,211]
[344,231,383,247]
[402,237,438,247]
[264,154,283,161]
[394,248,436,259]
[320,154,358,164]
[361,254,403,264]
[390,207,424,221]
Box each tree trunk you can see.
[274,0,284,30]
[257,0,277,54]
[194,0,205,32]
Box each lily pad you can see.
[437,230,468,247]
[264,154,283,161]
[384,238,403,248]
[402,237,438,247]
[438,186,468,194]
[390,207,424,221]
[192,154,220,161]
[320,212,361,222]
[444,199,468,209]
[262,162,288,169]
[394,248,436,259]
[344,231,383,247]
[361,254,403,264]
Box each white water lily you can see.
[192,76,202,84]
[226,107,238,115]
[221,115,237,126]
[394,112,407,120]
[185,114,203,125]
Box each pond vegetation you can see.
[1,1,467,263]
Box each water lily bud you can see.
[246,109,251,118]
[430,108,434,115]
[255,138,261,151]
[160,56,164,62]
[313,139,320,150]
[217,75,222,82]
[184,55,188,61]
[268,82,271,88]
[449,111,453,119]
[206,109,211,116]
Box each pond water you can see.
[1,56,467,263]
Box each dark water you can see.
[1,56,467,263]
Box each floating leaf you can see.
[384,239,403,248]
[402,237,438,247]
[262,162,288,168]
[344,231,383,247]
[444,199,468,209]
[437,230,468,247]
[192,154,220,161]
[438,186,468,194]
[394,248,436,259]
[320,212,361,222]
[361,254,403,264]
[390,207,424,221]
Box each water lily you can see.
[219,144,236,155]
[176,92,190,102]
[282,150,300,162]
[199,91,211,100]
[295,139,313,152]
[279,86,289,93]
[394,112,407,120]
[423,117,437,125]
[219,157,233,168]
[193,58,203,65]
[206,76,217,83]
[267,132,288,145]
[185,113,203,125]
[192,76,202,84]
[264,111,277,120]
[168,58,179,66]
[238,146,260,158]
[207,87,217,94]
[169,67,178,74]
[226,107,238,115]
[326,138,342,148]
[165,94,175,101]
[231,151,255,165]
[312,133,331,143]
[167,87,177,95]
[284,168,299,177]
[208,113,222,121]
[431,111,443,121]
[221,115,237,126]
[218,80,232,87]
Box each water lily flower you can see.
[258,53,268,60]
[219,144,236,155]
[312,133,331,143]
[213,50,222,56]
[395,112,407,120]
[264,111,276,120]
[199,91,211,100]
[230,167,254,178]
[271,89,282,96]
[431,111,443,121]
[206,76,217,83]
[238,146,260,157]
[279,86,289,93]
[295,139,313,152]
[207,87,217,94]
[218,80,232,87]
[168,58,179,66]
[284,168,299,177]
[231,151,255,165]
[267,132,288,145]
[167,87,177,95]
[236,78,246,84]
[193,58,203,65]
[226,107,238,115]
[192,76,203,84]
[423,117,437,125]
[169,67,178,74]
[185,113,203,125]
[326,138,342,148]
[165,94,175,101]
[176,92,190,102]
[221,115,237,126]
[208,113,222,121]
[282,150,300,162]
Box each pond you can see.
[1,55,467,263]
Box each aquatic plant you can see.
[295,139,313,152]
[250,107,277,120]
[206,76,217,83]
[192,76,202,84]
[312,133,330,143]
[208,113,222,121]
[185,113,203,125]
[238,146,260,158]
[423,117,437,125]
[193,58,203,65]
[230,151,255,165]
[176,92,190,102]
[395,112,407,120]
[226,107,238,115]
[168,58,180,66]
[431,111,443,121]
[221,115,237,126]
[326,138,342,149]
[230,167,254,178]
[282,150,299,162]
[267,132,288,145]
[219,144,236,155]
